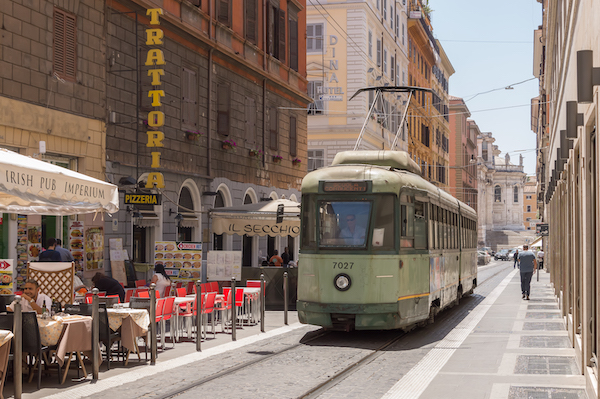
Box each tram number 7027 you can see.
[333,262,354,269]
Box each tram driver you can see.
[340,214,366,245]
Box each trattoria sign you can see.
[144,8,166,189]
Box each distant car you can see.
[477,251,491,265]
[494,249,510,261]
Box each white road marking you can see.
[44,323,307,399]
[381,269,518,399]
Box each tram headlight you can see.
[334,273,351,291]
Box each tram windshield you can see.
[318,201,371,247]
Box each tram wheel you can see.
[427,306,435,324]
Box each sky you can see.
[429,0,542,175]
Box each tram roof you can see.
[302,151,476,217]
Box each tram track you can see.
[156,262,512,399]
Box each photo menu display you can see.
[154,241,202,282]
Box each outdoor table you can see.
[0,330,13,399]
[106,308,149,364]
[242,287,261,325]
[38,314,93,383]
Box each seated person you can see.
[91,272,125,302]
[269,250,283,266]
[8,279,52,315]
[38,238,62,262]
[150,264,171,297]
[73,271,87,294]
[340,214,366,245]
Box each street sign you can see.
[319,95,343,101]
[536,223,549,236]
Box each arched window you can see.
[494,185,501,203]
[513,186,519,203]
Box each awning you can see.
[0,148,119,215]
[211,198,300,237]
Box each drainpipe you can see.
[263,79,267,167]
[263,0,268,72]
[209,0,213,40]
[208,48,213,177]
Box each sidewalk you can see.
[4,310,301,399]
[384,268,589,399]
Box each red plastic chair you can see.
[175,282,183,289]
[154,298,166,348]
[210,282,219,293]
[134,288,149,297]
[202,292,217,338]
[125,289,134,303]
[98,292,107,297]
[176,288,187,297]
[137,291,149,298]
[162,286,172,298]
[186,281,194,295]
[160,297,176,348]
[213,290,232,332]
[106,294,121,303]
[135,280,146,288]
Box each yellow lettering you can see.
[148,69,164,85]
[147,111,164,127]
[146,8,163,25]
[146,172,165,188]
[146,28,164,45]
[148,90,165,107]
[145,49,165,66]
[151,152,161,168]
[125,194,131,203]
[146,131,165,147]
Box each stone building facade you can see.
[1,0,310,283]
[0,0,107,273]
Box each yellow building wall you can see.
[0,97,106,180]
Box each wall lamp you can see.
[126,206,142,219]
[168,208,184,227]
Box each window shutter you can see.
[306,25,313,50]
[218,0,230,25]
[315,24,322,50]
[53,8,77,81]
[376,40,381,67]
[278,9,286,62]
[217,84,230,135]
[289,116,297,157]
[182,67,198,128]
[245,0,257,43]
[245,97,257,145]
[289,18,298,71]
[270,107,278,150]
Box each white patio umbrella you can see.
[0,148,119,215]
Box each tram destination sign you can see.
[322,181,368,192]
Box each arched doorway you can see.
[177,186,195,242]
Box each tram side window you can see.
[372,195,396,250]
[301,195,316,249]
[400,198,414,248]
[414,201,427,249]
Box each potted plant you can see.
[249,149,262,159]
[292,158,302,166]
[185,130,203,140]
[222,139,237,151]
[272,155,283,164]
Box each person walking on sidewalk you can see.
[518,244,537,300]
[513,249,519,269]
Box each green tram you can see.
[297,150,478,331]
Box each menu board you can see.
[85,227,104,271]
[154,241,202,282]
[27,224,41,262]
[16,215,28,289]
[69,221,85,272]
[207,251,242,281]
[0,260,13,295]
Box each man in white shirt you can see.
[537,250,545,269]
[8,279,52,314]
